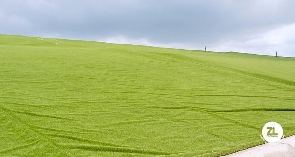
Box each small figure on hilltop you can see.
[205,46,206,52]
[276,51,278,57]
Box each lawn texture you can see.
[0,34,295,156]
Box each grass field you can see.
[0,34,295,156]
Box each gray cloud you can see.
[1,0,295,56]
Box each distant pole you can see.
[276,51,277,57]
[205,46,206,52]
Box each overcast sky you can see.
[1,0,295,57]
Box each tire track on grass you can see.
[148,102,261,135]
[33,125,104,134]
[44,133,124,147]
[14,110,73,120]
[153,100,293,150]
[1,105,166,155]
[147,99,261,131]
[144,99,237,142]
[0,140,40,154]
[188,107,261,130]
[59,143,172,155]
[101,119,158,128]
[172,105,263,147]
[104,97,231,153]
[209,108,295,112]
[0,105,73,156]
[206,112,260,130]
[196,94,294,101]
[225,66,295,87]
[182,105,261,139]
[155,52,295,89]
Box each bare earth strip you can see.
[224,135,295,157]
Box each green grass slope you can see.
[0,34,295,156]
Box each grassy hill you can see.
[0,34,294,156]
